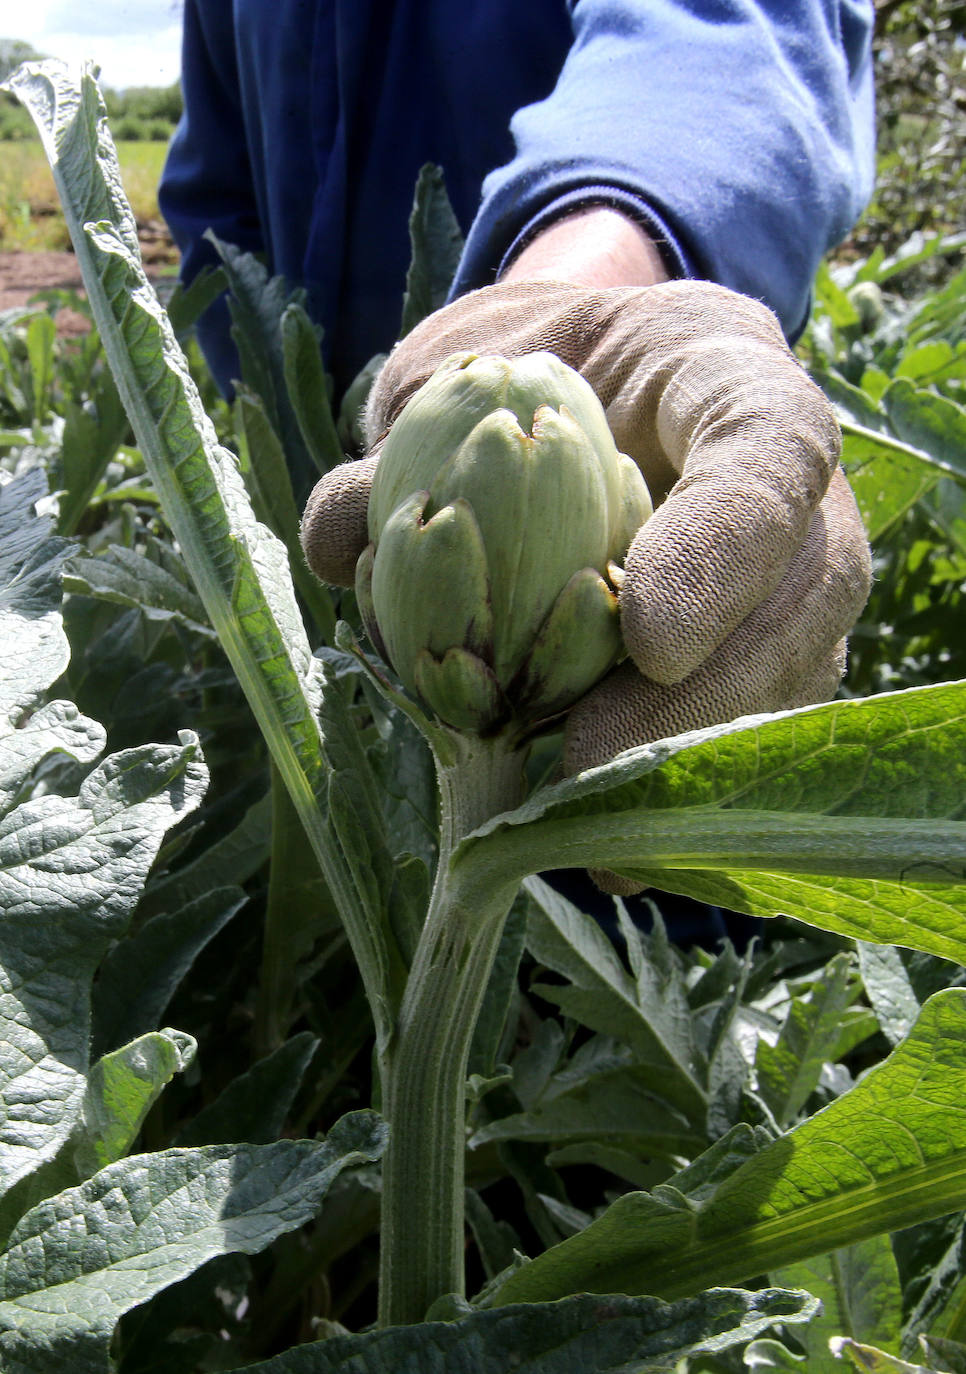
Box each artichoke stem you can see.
[378,731,527,1327]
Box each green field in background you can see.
[0,138,169,251]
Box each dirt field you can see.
[0,222,178,334]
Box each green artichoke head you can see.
[356,351,652,737]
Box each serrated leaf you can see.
[454,685,966,966]
[491,990,966,1307]
[0,698,104,813]
[224,1289,817,1374]
[0,1111,387,1374]
[232,385,336,639]
[470,1063,704,1159]
[0,457,208,1215]
[280,302,343,474]
[523,876,706,1122]
[840,423,944,540]
[0,735,207,1205]
[882,380,966,477]
[0,469,73,721]
[208,234,320,502]
[755,953,869,1127]
[398,164,464,339]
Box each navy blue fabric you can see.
[160,0,875,397]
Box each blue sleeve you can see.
[452,0,876,341]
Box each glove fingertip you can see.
[301,455,378,587]
[588,867,647,897]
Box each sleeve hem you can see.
[495,184,699,285]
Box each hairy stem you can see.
[378,734,526,1326]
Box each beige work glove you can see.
[302,280,871,839]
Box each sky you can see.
[6,1,183,89]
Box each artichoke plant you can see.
[357,351,652,737]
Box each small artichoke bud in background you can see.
[846,280,885,333]
[357,351,652,736]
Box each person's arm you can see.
[499,206,670,290]
[453,0,876,341]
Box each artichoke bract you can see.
[357,351,652,736]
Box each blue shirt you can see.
[159,0,876,398]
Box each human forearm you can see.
[499,205,670,289]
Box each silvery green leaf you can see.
[65,544,214,637]
[222,1288,817,1374]
[0,734,207,1205]
[856,942,921,1048]
[0,468,73,722]
[0,1111,387,1374]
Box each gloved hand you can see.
[301,278,871,794]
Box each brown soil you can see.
[0,221,179,336]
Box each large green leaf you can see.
[490,990,966,1306]
[8,61,404,1051]
[0,735,207,1204]
[223,1289,817,1374]
[454,683,966,964]
[882,379,966,477]
[0,436,208,1217]
[0,1111,386,1374]
[0,467,73,728]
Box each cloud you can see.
[43,1,183,41]
[7,3,182,87]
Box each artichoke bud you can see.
[358,351,652,736]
